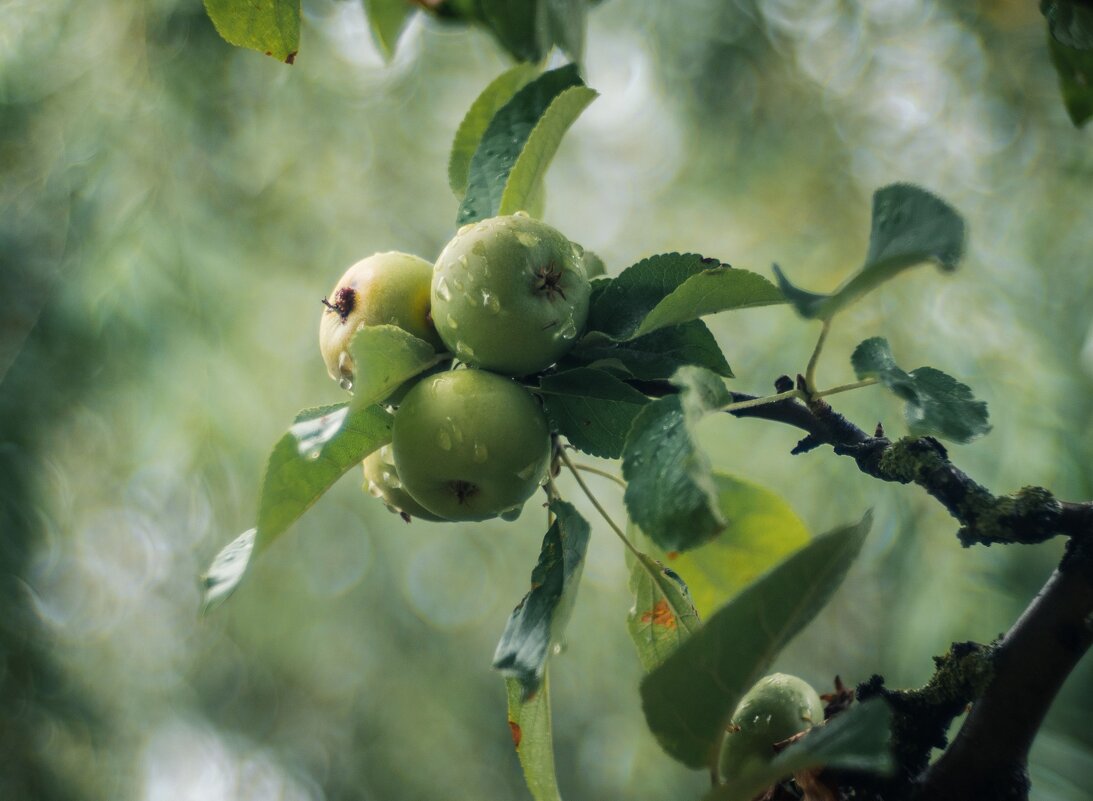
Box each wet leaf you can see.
[588,254,777,341]
[347,325,441,411]
[774,184,965,320]
[201,528,256,613]
[539,367,649,458]
[499,85,597,216]
[493,501,591,697]
[851,337,990,443]
[637,472,811,619]
[449,64,540,199]
[573,321,733,381]
[640,513,872,768]
[458,65,586,225]
[506,673,563,801]
[626,551,701,671]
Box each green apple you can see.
[718,673,825,778]
[362,446,446,522]
[431,213,591,376]
[391,368,551,521]
[320,251,444,388]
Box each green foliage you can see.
[774,184,965,320]
[203,0,299,63]
[449,64,540,198]
[498,85,598,215]
[622,396,724,553]
[506,674,563,801]
[475,0,589,63]
[259,404,393,550]
[626,552,701,672]
[1042,0,1093,49]
[586,254,782,341]
[638,473,811,619]
[457,65,590,225]
[362,0,415,61]
[1046,27,1093,126]
[707,700,894,801]
[852,337,991,443]
[640,513,872,768]
[572,320,734,380]
[202,403,393,610]
[493,501,591,697]
[201,527,257,613]
[346,325,441,411]
[539,367,650,459]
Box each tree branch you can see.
[914,535,1093,801]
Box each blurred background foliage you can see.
[1,0,1091,799]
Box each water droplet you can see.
[512,210,530,219]
[381,469,401,489]
[434,277,452,302]
[445,314,459,330]
[457,223,475,236]
[473,442,488,463]
[457,342,476,360]
[515,232,539,248]
[500,506,522,521]
[555,317,578,341]
[451,275,465,291]
[338,376,354,391]
[366,480,383,498]
[446,418,464,445]
[306,448,322,461]
[481,290,500,313]
[458,255,469,270]
[437,431,452,451]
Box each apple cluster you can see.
[319,213,592,522]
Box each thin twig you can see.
[571,462,627,490]
[804,318,832,394]
[557,446,640,559]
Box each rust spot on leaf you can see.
[666,551,679,560]
[508,721,522,747]
[640,598,676,629]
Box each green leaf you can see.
[1042,0,1093,50]
[707,700,894,801]
[621,395,724,553]
[640,512,872,768]
[773,184,966,320]
[630,267,784,339]
[1047,29,1093,127]
[626,551,701,672]
[573,321,733,381]
[478,0,546,63]
[204,0,300,63]
[637,472,811,619]
[493,500,591,697]
[586,254,777,342]
[346,325,441,411]
[458,65,585,225]
[362,0,415,61]
[539,367,649,459]
[580,249,606,279]
[506,673,563,801]
[201,528,257,613]
[498,85,598,216]
[851,337,991,443]
[257,404,394,551]
[539,0,588,61]
[449,64,540,199]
